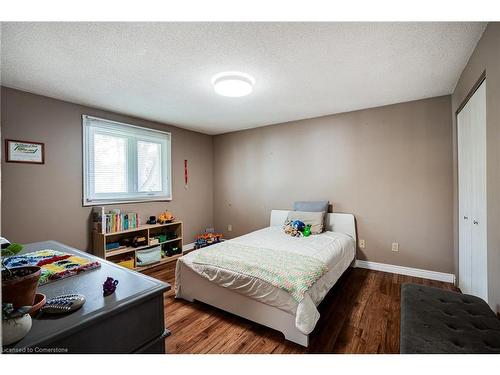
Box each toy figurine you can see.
[291,220,305,232]
[194,233,223,249]
[132,236,148,247]
[284,220,302,237]
[284,220,311,237]
[146,216,157,224]
[158,211,175,224]
[103,277,119,296]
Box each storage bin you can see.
[117,257,135,269]
[136,246,161,266]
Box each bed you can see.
[175,210,356,347]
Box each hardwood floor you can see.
[143,260,458,354]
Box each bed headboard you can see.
[270,210,356,243]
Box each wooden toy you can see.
[157,211,175,224]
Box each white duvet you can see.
[176,226,356,334]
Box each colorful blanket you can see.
[3,249,101,285]
[192,242,327,302]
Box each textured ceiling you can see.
[0,22,486,134]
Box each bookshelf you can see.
[93,221,184,272]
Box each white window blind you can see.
[83,115,171,205]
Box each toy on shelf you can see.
[194,233,223,249]
[132,236,148,248]
[105,242,121,251]
[163,244,182,257]
[157,211,175,224]
[156,234,167,243]
[146,216,157,225]
[119,238,132,248]
[165,231,177,240]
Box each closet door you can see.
[457,80,487,301]
[457,96,472,295]
[469,81,487,301]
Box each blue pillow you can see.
[293,201,329,212]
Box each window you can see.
[83,115,171,206]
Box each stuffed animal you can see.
[283,220,312,237]
[291,220,305,232]
[284,220,304,237]
[283,221,293,234]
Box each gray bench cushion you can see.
[400,283,500,354]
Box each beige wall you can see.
[452,22,500,312]
[1,76,459,278]
[214,96,454,273]
[0,87,214,252]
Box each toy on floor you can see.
[103,277,119,296]
[283,220,312,237]
[194,233,223,249]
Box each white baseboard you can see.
[183,242,195,252]
[354,259,455,284]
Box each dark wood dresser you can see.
[3,241,170,354]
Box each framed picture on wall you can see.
[5,139,45,164]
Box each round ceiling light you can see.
[212,71,255,97]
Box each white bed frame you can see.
[176,210,356,347]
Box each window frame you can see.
[82,114,172,206]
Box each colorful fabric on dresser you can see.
[192,242,327,302]
[3,249,101,285]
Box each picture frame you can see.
[5,139,45,164]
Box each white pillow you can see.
[286,211,325,234]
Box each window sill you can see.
[83,196,172,207]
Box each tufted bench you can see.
[400,283,500,353]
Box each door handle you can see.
[463,216,469,220]
[473,220,479,225]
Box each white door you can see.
[457,98,472,294]
[457,80,488,301]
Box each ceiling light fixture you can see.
[212,71,255,97]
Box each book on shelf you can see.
[92,206,140,234]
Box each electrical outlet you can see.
[227,224,232,232]
[359,239,366,249]
[392,242,399,252]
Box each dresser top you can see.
[6,240,170,349]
